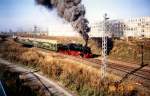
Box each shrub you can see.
[0,40,148,96]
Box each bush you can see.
[0,40,148,96]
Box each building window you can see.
[142,25,145,28]
[138,23,141,26]
[146,23,149,26]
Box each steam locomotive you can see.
[15,37,93,58]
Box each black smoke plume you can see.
[35,0,90,47]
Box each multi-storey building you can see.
[89,16,150,38]
[123,16,150,38]
[89,22,103,37]
[89,20,125,38]
[108,20,125,38]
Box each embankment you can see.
[0,39,148,96]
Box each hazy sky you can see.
[83,0,150,21]
[0,0,150,35]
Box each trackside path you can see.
[0,58,75,96]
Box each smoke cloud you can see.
[35,0,90,47]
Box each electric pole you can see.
[140,34,145,66]
[101,13,109,79]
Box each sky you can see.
[0,0,150,36]
[83,0,150,21]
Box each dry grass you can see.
[109,40,150,65]
[41,36,150,65]
[0,39,149,96]
[53,36,150,65]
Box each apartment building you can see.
[89,16,150,38]
[89,20,124,38]
[123,16,150,38]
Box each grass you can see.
[38,36,150,65]
[109,39,150,65]
[0,64,38,96]
[0,39,149,96]
[55,36,150,65]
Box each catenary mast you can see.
[101,13,109,79]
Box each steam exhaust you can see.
[35,0,90,47]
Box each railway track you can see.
[82,58,150,88]
[38,47,150,83]
[87,58,150,79]
[15,37,150,81]
[51,52,150,89]
[19,41,150,89]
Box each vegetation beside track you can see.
[0,39,149,96]
[42,36,150,65]
[109,39,150,65]
[0,64,38,96]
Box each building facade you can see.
[123,16,150,38]
[89,20,124,38]
[89,16,150,38]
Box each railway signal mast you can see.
[101,13,109,79]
